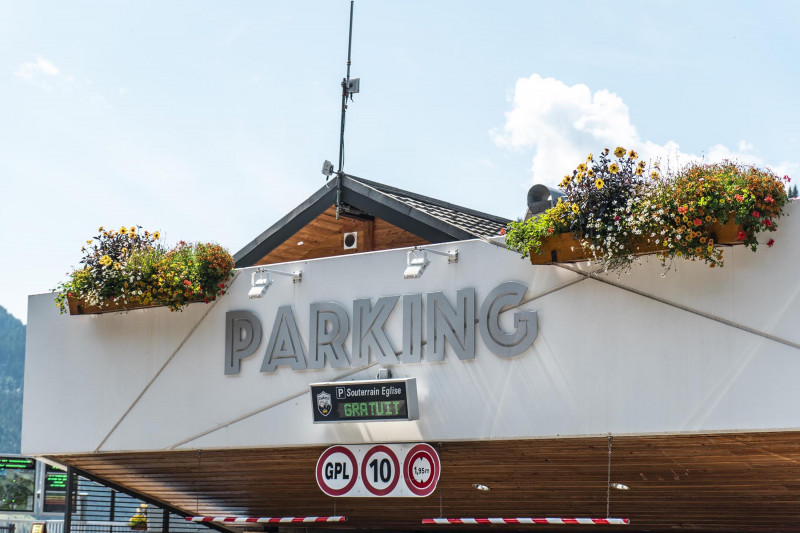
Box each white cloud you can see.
[492,74,797,187]
[14,55,72,90]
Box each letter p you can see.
[225,311,263,375]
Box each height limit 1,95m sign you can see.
[310,378,419,423]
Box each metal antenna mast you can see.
[320,1,360,219]
[336,1,359,219]
[338,0,355,176]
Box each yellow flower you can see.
[99,255,112,267]
[705,215,712,222]
[98,226,104,232]
[120,226,128,235]
[707,245,714,253]
[153,231,161,240]
[587,168,594,177]
[577,163,587,172]
[608,163,620,174]
[614,146,626,157]
[595,178,604,189]
[628,150,638,159]
[86,240,92,245]
[587,153,593,162]
[571,204,580,214]
[635,167,643,175]
[651,171,659,179]
[129,226,137,234]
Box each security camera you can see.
[321,160,334,177]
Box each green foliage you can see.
[0,305,25,454]
[506,200,573,258]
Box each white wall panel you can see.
[22,202,800,455]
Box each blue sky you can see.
[1,1,798,322]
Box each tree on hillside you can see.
[0,306,25,454]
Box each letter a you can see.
[261,306,308,372]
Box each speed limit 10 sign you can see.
[316,443,440,498]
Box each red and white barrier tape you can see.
[185,516,346,524]
[422,518,629,525]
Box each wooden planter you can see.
[530,232,590,265]
[708,215,744,245]
[529,216,744,265]
[67,296,207,316]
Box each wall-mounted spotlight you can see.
[248,267,302,299]
[403,247,458,280]
[610,482,630,491]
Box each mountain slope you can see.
[0,305,25,453]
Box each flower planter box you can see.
[67,296,160,316]
[529,216,744,265]
[529,232,590,265]
[67,296,207,316]
[708,216,745,245]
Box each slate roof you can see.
[234,174,511,267]
[348,175,509,239]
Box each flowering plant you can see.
[54,227,235,313]
[506,148,790,272]
[129,504,147,530]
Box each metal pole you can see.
[63,467,75,533]
[162,508,170,533]
[336,0,355,219]
[109,490,116,533]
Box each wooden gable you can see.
[254,205,429,265]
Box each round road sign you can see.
[360,445,400,496]
[316,446,358,496]
[403,443,440,496]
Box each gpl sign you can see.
[316,443,440,498]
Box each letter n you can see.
[426,288,475,361]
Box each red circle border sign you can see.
[360,445,401,496]
[316,446,358,496]
[403,443,441,496]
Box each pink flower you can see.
[547,227,554,234]
[499,228,506,235]
[183,280,191,286]
[736,231,747,241]
[765,195,774,204]
[764,219,771,227]
[614,215,620,221]
[677,206,688,215]
[767,239,775,247]
[784,175,791,182]
[752,210,760,218]
[693,218,702,226]
[734,194,744,202]
[217,282,225,289]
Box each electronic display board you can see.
[310,378,418,423]
[43,465,67,513]
[0,456,35,512]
